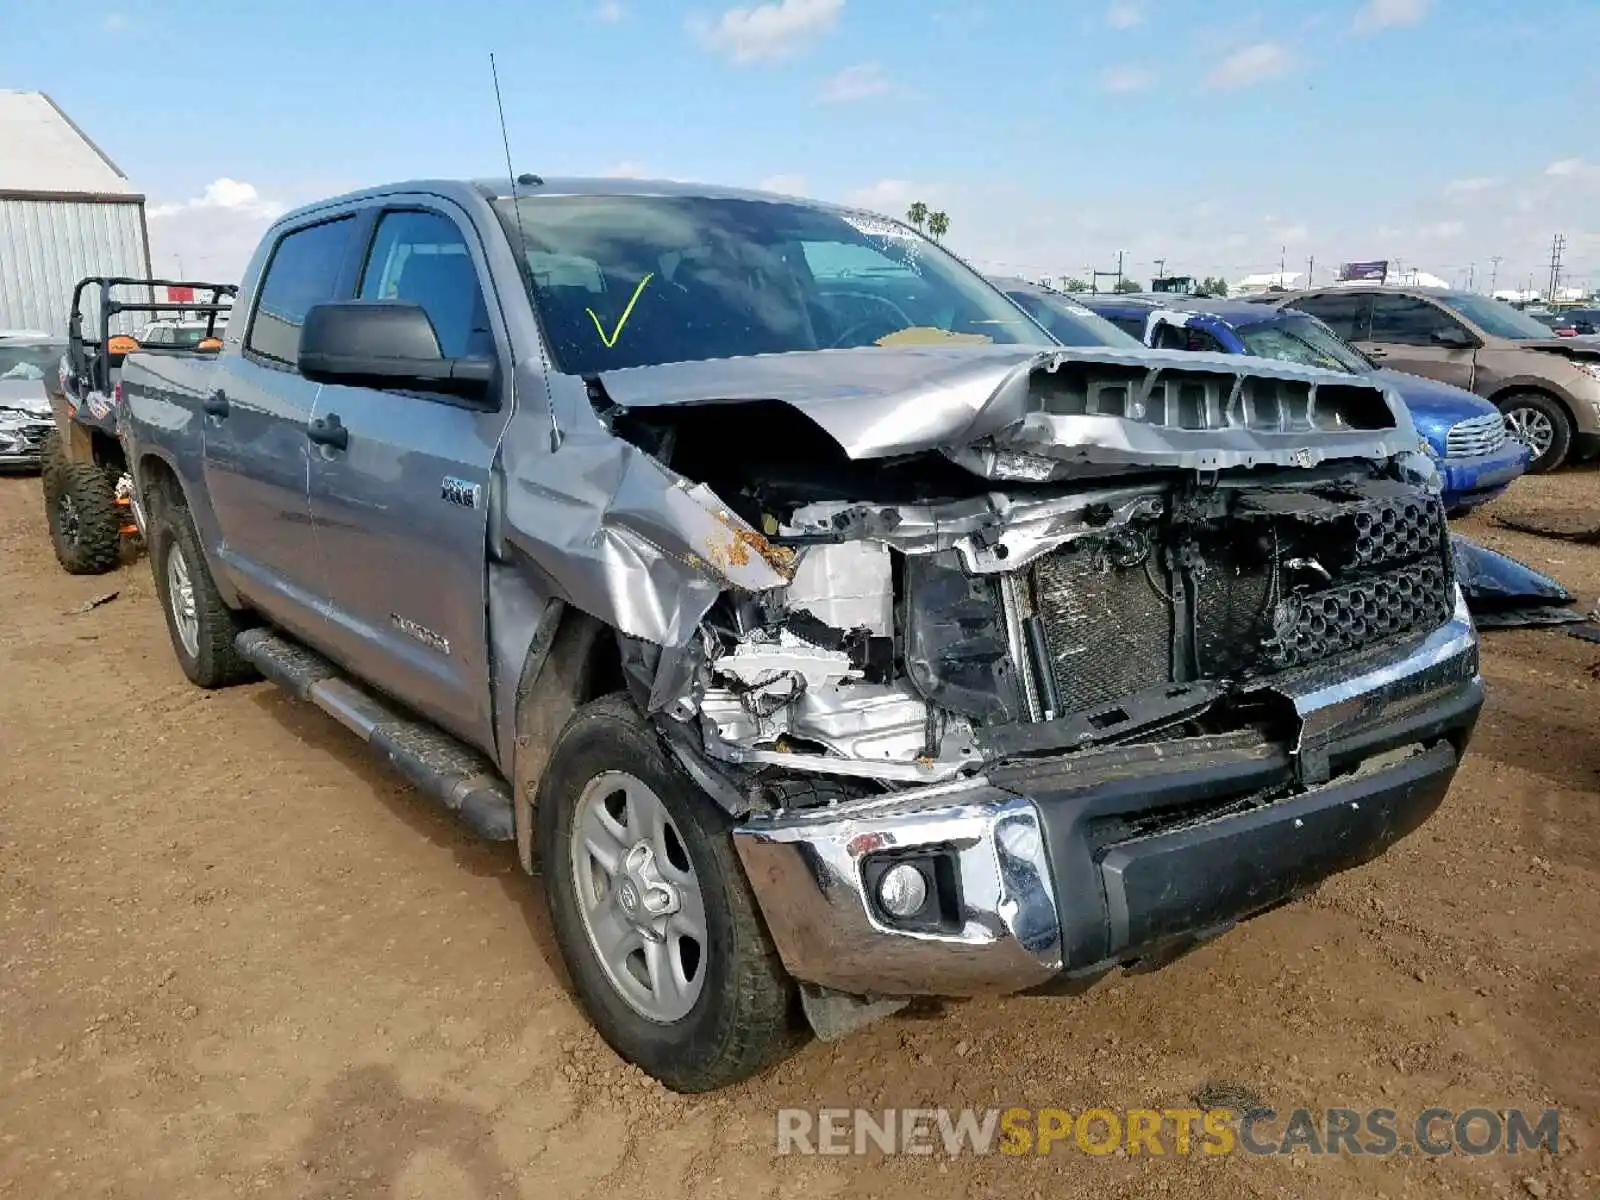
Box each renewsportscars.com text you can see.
[775,1106,1561,1158]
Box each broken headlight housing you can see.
[1396,444,1444,496]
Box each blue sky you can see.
[7,0,1598,293]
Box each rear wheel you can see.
[537,694,799,1092]
[148,499,255,688]
[1499,392,1571,473]
[43,461,121,575]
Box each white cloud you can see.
[1544,157,1599,180]
[758,173,808,195]
[819,61,889,102]
[1444,176,1498,195]
[1354,0,1429,33]
[844,179,931,214]
[1417,220,1465,240]
[1106,0,1143,29]
[691,0,843,63]
[1204,42,1294,90]
[146,178,285,221]
[145,179,297,282]
[1101,65,1155,94]
[595,0,625,21]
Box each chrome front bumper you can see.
[731,587,1481,999]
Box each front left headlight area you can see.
[1395,446,1444,496]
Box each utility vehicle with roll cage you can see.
[40,277,234,574]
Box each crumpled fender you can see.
[497,416,794,647]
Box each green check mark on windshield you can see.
[586,272,654,348]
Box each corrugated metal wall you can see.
[0,196,151,337]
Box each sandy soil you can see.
[1,468,1597,1200]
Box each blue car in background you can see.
[1066,291,1530,514]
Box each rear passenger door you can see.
[305,203,512,755]
[204,215,361,640]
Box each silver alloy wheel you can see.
[1504,405,1555,460]
[569,770,708,1023]
[166,543,201,658]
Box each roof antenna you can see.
[490,51,561,451]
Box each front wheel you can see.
[42,461,121,575]
[537,694,799,1092]
[1499,392,1572,473]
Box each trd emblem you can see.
[441,476,481,509]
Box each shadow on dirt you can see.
[295,1062,510,1197]
[246,684,578,1003]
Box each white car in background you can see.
[0,331,62,471]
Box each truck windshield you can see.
[493,195,1053,374]
[0,342,65,381]
[1238,316,1371,374]
[1443,292,1560,340]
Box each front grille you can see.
[1262,560,1452,670]
[1444,412,1508,457]
[1032,537,1172,712]
[1026,485,1454,712]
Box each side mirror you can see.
[297,301,495,401]
[1432,327,1475,349]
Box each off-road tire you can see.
[148,499,256,688]
[43,461,121,575]
[1498,391,1571,474]
[537,694,800,1092]
[37,429,67,486]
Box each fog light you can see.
[877,863,928,919]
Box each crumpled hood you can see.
[598,344,1418,475]
[0,379,51,418]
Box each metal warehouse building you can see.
[0,90,151,337]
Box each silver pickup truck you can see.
[120,177,1483,1093]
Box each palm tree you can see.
[906,201,928,230]
[927,210,950,241]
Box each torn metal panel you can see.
[597,344,1419,478]
[496,414,794,647]
[786,484,1168,573]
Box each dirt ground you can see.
[1,469,1597,1200]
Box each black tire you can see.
[1498,391,1572,473]
[148,499,256,688]
[537,694,799,1092]
[38,429,66,485]
[42,461,121,575]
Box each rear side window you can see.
[1289,293,1366,340]
[359,210,495,359]
[1107,315,1147,340]
[246,217,357,364]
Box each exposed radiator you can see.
[1025,488,1454,714]
[1031,533,1173,712]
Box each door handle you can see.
[306,413,349,451]
[202,390,230,417]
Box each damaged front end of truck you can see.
[503,343,1483,1035]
